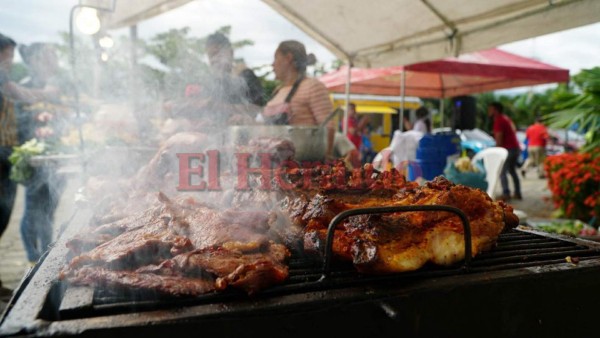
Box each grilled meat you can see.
[62,193,292,295]
[302,176,518,273]
[137,241,290,295]
[64,156,517,296]
[68,267,217,297]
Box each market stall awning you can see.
[330,93,422,111]
[262,0,600,67]
[319,48,570,98]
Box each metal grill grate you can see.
[55,228,600,320]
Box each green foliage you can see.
[545,67,600,154]
[9,62,28,82]
[54,25,259,101]
[143,27,207,98]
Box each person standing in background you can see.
[412,106,431,134]
[204,32,264,107]
[345,103,368,167]
[0,36,62,242]
[0,34,18,241]
[0,35,58,295]
[263,40,334,155]
[522,116,549,179]
[391,109,412,134]
[488,102,521,201]
[171,32,264,125]
[346,103,368,149]
[17,43,66,264]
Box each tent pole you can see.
[343,59,353,135]
[400,70,406,132]
[439,73,444,129]
[439,99,444,128]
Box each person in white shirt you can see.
[412,107,431,134]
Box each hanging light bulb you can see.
[75,8,101,35]
[100,52,109,62]
[98,35,114,49]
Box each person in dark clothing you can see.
[0,33,18,240]
[488,101,521,201]
[17,43,66,263]
[205,32,264,107]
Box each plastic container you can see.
[411,133,461,181]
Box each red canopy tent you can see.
[319,48,570,99]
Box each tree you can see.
[545,67,600,154]
[143,27,207,99]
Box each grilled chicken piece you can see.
[302,176,518,274]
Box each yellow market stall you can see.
[331,94,421,152]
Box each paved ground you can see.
[0,178,79,291]
[0,171,556,302]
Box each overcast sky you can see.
[2,0,600,81]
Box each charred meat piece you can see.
[68,267,217,297]
[66,203,169,256]
[158,193,273,249]
[138,241,290,295]
[65,217,192,271]
[302,176,518,274]
[62,193,291,296]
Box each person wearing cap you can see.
[263,40,334,156]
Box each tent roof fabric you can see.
[319,48,570,98]
[103,0,193,29]
[262,0,600,67]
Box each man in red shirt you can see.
[488,102,521,201]
[346,103,368,149]
[345,103,368,167]
[522,117,549,179]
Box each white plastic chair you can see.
[471,147,508,199]
[372,147,393,171]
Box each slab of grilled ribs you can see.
[62,160,518,296]
[61,193,292,296]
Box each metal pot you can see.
[227,108,341,162]
[227,125,327,162]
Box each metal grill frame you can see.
[2,208,600,337]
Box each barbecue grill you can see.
[2,206,600,338]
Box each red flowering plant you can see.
[544,67,600,227]
[544,151,600,227]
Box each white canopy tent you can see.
[82,0,193,29]
[96,0,600,66]
[261,0,600,67]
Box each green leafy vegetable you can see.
[535,219,596,237]
[8,139,46,184]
